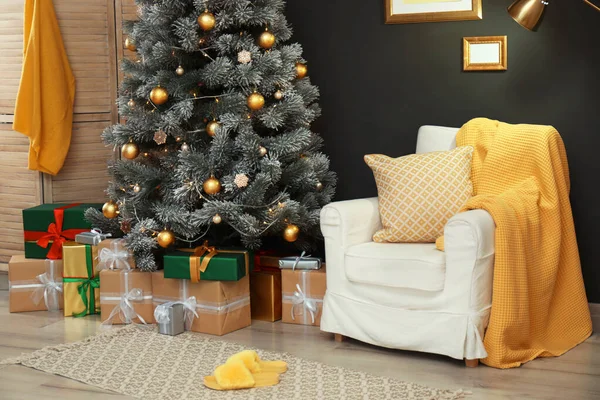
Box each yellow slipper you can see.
[227,350,288,374]
[203,360,280,391]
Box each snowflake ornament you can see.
[238,50,252,64]
[234,173,249,188]
[154,129,167,145]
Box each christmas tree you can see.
[87,0,336,271]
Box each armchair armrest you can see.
[320,197,382,248]
[444,209,495,309]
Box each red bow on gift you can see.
[23,204,88,259]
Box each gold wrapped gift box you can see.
[62,242,100,317]
[250,270,282,322]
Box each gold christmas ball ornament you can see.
[212,214,222,224]
[203,176,222,195]
[127,98,136,108]
[316,181,324,191]
[102,201,119,219]
[206,120,220,137]
[258,30,276,49]
[274,90,283,100]
[247,92,265,111]
[133,184,141,193]
[125,37,136,51]
[121,142,140,160]
[150,86,169,105]
[175,66,184,76]
[157,229,176,248]
[198,10,216,31]
[295,62,308,79]
[283,224,300,243]
[258,146,268,157]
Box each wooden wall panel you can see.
[0,120,41,264]
[0,0,118,266]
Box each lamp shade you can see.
[508,0,548,31]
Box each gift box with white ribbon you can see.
[281,267,326,327]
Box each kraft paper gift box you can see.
[96,239,136,271]
[8,255,64,313]
[281,267,326,327]
[163,242,251,282]
[250,270,282,322]
[152,269,251,336]
[62,242,100,317]
[22,203,102,259]
[100,269,153,325]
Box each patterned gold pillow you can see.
[365,146,473,243]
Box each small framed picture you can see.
[385,0,482,24]
[463,36,508,71]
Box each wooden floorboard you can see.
[0,290,598,399]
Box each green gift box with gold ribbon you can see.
[164,241,253,282]
[62,242,100,317]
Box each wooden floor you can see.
[0,290,599,400]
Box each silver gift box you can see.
[278,256,322,270]
[158,303,185,336]
[74,231,110,246]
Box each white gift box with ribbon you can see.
[99,269,153,326]
[8,256,64,313]
[281,267,326,326]
[151,270,251,336]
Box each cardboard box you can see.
[8,255,64,313]
[282,267,326,326]
[96,239,136,270]
[152,269,251,336]
[250,270,282,322]
[100,269,154,325]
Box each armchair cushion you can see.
[345,242,445,292]
[364,146,474,243]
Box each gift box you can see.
[254,250,293,272]
[96,239,136,270]
[8,255,64,313]
[75,229,112,246]
[100,269,153,325]
[23,203,103,259]
[278,253,322,270]
[164,241,252,282]
[281,267,326,326]
[62,242,100,317]
[152,268,251,336]
[250,270,282,322]
[156,303,185,336]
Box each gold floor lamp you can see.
[508,0,599,31]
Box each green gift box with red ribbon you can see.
[22,203,103,260]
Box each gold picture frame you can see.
[463,36,508,71]
[385,0,482,24]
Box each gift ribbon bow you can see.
[102,288,147,326]
[292,251,312,271]
[291,283,318,324]
[97,240,132,271]
[30,272,63,312]
[63,275,100,318]
[189,241,218,283]
[154,296,199,330]
[23,203,88,259]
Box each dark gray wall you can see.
[286,1,600,301]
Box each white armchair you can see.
[319,126,496,366]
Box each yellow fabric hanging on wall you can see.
[12,0,75,176]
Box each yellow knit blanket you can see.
[448,118,592,368]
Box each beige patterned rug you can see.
[1,326,469,399]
